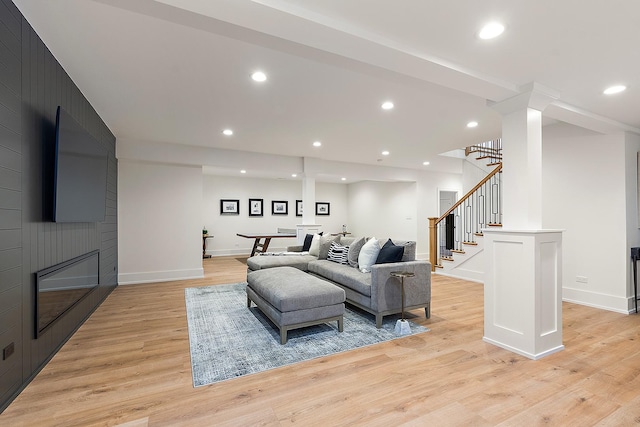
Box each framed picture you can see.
[272,200,288,215]
[316,202,330,216]
[249,198,263,217]
[296,200,303,217]
[220,199,239,215]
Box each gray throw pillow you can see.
[347,237,366,267]
[392,240,416,261]
[318,235,340,260]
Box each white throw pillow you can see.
[309,233,321,257]
[358,237,380,273]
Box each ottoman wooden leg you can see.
[247,294,252,308]
[280,328,288,345]
[338,317,344,332]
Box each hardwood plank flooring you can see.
[2,256,640,426]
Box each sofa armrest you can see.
[370,260,431,312]
[286,245,304,252]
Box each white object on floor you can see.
[394,319,411,335]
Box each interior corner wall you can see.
[117,161,203,284]
[542,132,629,313]
[0,1,118,412]
[202,175,348,255]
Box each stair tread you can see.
[463,241,478,246]
[451,249,465,254]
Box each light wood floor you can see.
[2,256,640,426]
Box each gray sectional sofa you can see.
[246,234,431,328]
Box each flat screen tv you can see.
[54,106,108,222]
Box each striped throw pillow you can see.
[327,241,350,265]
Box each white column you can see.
[483,229,564,359]
[484,82,564,359]
[296,174,321,244]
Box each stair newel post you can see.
[428,217,438,272]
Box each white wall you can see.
[542,132,630,312]
[203,175,348,255]
[347,181,418,241]
[116,138,464,273]
[118,160,203,284]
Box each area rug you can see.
[185,282,429,387]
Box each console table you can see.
[203,235,213,259]
[237,232,297,256]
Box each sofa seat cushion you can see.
[247,254,317,271]
[247,266,345,312]
[308,260,372,297]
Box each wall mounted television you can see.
[54,106,108,222]
[35,250,99,338]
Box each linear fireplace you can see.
[35,250,100,338]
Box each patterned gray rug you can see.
[185,282,429,387]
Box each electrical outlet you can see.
[576,276,588,284]
[3,342,14,360]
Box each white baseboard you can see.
[118,268,204,285]
[435,270,484,283]
[483,336,565,360]
[562,287,630,314]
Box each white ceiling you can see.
[13,0,640,178]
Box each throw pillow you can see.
[347,237,366,267]
[318,235,340,260]
[309,234,321,256]
[327,241,350,265]
[358,237,380,273]
[375,239,404,264]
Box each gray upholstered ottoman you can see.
[246,266,345,344]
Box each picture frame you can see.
[249,198,263,217]
[315,202,330,216]
[220,199,239,215]
[296,200,303,217]
[271,200,288,215]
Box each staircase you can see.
[429,139,503,277]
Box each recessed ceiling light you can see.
[603,85,626,95]
[222,129,233,136]
[382,150,390,156]
[341,177,347,181]
[467,121,479,128]
[478,22,505,40]
[423,161,430,166]
[291,174,297,178]
[240,170,247,174]
[381,101,394,110]
[313,141,322,147]
[251,71,267,82]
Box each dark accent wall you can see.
[0,0,117,412]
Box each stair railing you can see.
[428,163,502,271]
[465,138,502,165]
